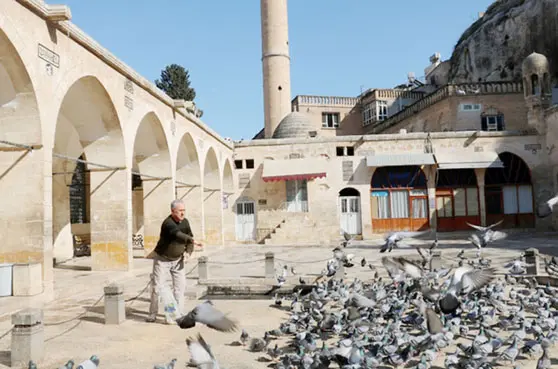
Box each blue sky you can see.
[62,0,495,140]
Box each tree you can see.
[155,64,196,101]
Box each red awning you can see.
[262,172,326,182]
[261,158,328,182]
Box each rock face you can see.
[449,0,558,84]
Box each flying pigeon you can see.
[537,193,558,218]
[380,230,432,253]
[175,301,238,332]
[438,266,496,314]
[186,334,221,369]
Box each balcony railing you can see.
[369,81,524,133]
[293,95,359,107]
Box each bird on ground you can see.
[537,192,558,218]
[175,301,238,332]
[380,230,432,253]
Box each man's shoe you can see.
[145,315,157,323]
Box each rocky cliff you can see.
[449,0,558,83]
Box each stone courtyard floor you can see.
[1,232,558,368]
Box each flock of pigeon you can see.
[145,219,558,368]
[24,193,558,369]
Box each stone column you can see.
[51,160,74,263]
[425,166,437,231]
[265,252,275,280]
[0,149,45,268]
[89,169,131,271]
[176,185,203,243]
[203,188,223,245]
[11,309,44,368]
[222,192,235,245]
[198,256,209,282]
[142,179,174,255]
[475,168,487,226]
[531,163,555,231]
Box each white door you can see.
[286,180,308,212]
[340,196,362,235]
[235,201,255,241]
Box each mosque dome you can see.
[272,112,315,139]
[522,52,550,77]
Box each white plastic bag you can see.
[158,285,181,322]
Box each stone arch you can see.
[52,75,128,271]
[203,147,222,245]
[0,29,44,267]
[175,131,202,239]
[484,151,534,229]
[132,111,173,255]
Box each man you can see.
[146,199,202,324]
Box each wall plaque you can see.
[124,79,134,94]
[124,96,134,110]
[38,44,60,68]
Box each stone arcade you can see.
[3,0,558,301]
[0,0,235,299]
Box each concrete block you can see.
[430,251,442,271]
[12,263,43,296]
[104,284,125,325]
[265,252,275,279]
[198,256,209,282]
[335,263,345,278]
[524,248,541,275]
[11,309,44,368]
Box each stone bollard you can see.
[524,248,541,275]
[335,262,345,278]
[265,252,275,280]
[198,256,209,282]
[104,283,125,325]
[11,308,44,368]
[430,250,442,271]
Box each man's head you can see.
[170,199,185,222]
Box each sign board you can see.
[371,191,388,197]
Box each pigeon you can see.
[186,334,220,369]
[380,230,432,253]
[537,192,558,218]
[176,301,238,332]
[439,266,496,314]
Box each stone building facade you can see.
[0,0,235,297]
[3,0,558,298]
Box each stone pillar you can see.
[531,162,555,231]
[222,192,235,245]
[203,188,223,245]
[430,250,442,271]
[90,169,131,271]
[425,166,437,231]
[51,160,75,263]
[176,185,203,243]
[104,283,125,325]
[335,262,345,278]
[524,248,541,275]
[142,179,174,256]
[475,168,487,226]
[265,252,275,280]
[198,256,209,282]
[0,149,45,268]
[11,309,44,368]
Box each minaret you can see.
[261,0,292,139]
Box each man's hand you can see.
[194,241,203,248]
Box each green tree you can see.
[155,64,196,101]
